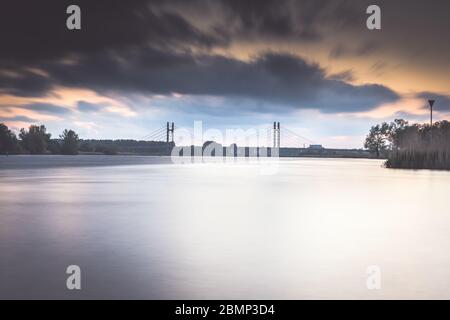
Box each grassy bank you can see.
[385,121,450,170]
[386,150,450,170]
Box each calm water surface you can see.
[1,155,450,299]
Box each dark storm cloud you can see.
[15,103,72,115]
[41,49,397,113]
[0,0,448,115]
[157,0,367,43]
[1,0,448,63]
[326,0,450,61]
[2,43,399,113]
[216,0,325,41]
[0,70,53,97]
[0,0,226,64]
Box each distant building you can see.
[202,141,223,156]
[308,144,324,149]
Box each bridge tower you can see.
[277,122,280,148]
[166,122,174,143]
[273,122,280,148]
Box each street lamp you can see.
[428,99,435,127]
[428,99,435,143]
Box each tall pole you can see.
[166,122,169,143]
[277,122,280,148]
[273,122,276,148]
[428,100,435,144]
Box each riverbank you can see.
[386,150,450,170]
[1,146,375,160]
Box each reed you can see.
[386,120,450,170]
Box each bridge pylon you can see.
[166,122,174,143]
[273,122,280,148]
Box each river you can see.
[1,155,450,299]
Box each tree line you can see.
[364,119,450,169]
[0,122,174,156]
[0,123,80,155]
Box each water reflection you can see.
[1,156,450,299]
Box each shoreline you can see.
[3,154,448,171]
[0,154,384,171]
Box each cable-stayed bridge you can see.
[89,122,369,158]
[136,121,334,158]
[140,121,318,149]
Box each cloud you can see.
[14,103,72,115]
[0,48,400,114]
[2,0,449,68]
[0,0,446,121]
[0,69,53,97]
[328,70,356,82]
[0,115,37,123]
[77,101,104,112]
[0,0,227,63]
[214,0,325,41]
[417,92,450,112]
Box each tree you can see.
[60,129,80,155]
[79,141,94,152]
[364,123,389,158]
[48,139,62,154]
[0,123,19,154]
[387,119,409,149]
[364,119,410,158]
[19,125,51,154]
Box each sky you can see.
[0,0,449,148]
